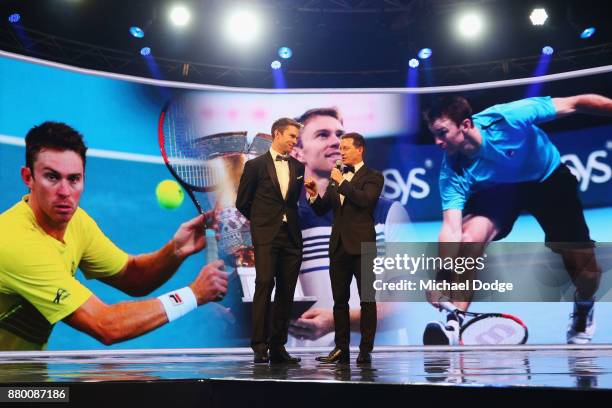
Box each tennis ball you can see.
[156,180,184,210]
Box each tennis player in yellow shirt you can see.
[0,122,228,350]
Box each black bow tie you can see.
[275,154,289,162]
[343,165,355,174]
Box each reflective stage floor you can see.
[1,346,611,406]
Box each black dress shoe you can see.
[315,347,349,364]
[253,350,269,364]
[356,351,372,364]
[269,347,301,364]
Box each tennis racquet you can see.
[158,100,220,260]
[158,99,250,304]
[439,302,529,345]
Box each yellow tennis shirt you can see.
[0,196,128,350]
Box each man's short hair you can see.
[295,107,343,126]
[423,95,473,127]
[271,117,302,138]
[341,132,366,150]
[294,107,344,147]
[25,122,88,172]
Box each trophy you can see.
[196,132,271,300]
[197,132,315,312]
[198,132,275,270]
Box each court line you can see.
[0,134,163,164]
[2,49,612,94]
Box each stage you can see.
[1,345,611,405]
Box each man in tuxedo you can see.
[304,132,383,364]
[236,117,305,364]
[289,107,410,347]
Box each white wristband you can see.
[157,286,198,322]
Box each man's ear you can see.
[461,117,473,130]
[21,166,34,189]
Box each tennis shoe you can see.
[567,300,595,344]
[423,319,460,346]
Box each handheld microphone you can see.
[330,160,343,187]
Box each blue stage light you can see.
[278,47,293,59]
[130,26,145,38]
[140,47,151,56]
[271,60,282,70]
[418,48,432,59]
[542,46,554,55]
[8,13,21,24]
[409,58,419,68]
[580,27,596,39]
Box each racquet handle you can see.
[439,301,459,313]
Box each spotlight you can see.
[278,46,293,59]
[542,46,554,55]
[225,8,262,45]
[418,48,432,59]
[271,60,281,70]
[580,27,596,39]
[140,47,152,56]
[456,12,485,39]
[530,8,548,26]
[170,5,191,27]
[130,26,145,38]
[8,13,21,23]
[409,58,419,68]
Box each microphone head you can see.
[335,160,343,169]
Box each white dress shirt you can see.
[270,147,289,221]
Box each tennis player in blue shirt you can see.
[422,94,612,345]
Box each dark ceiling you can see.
[0,0,611,88]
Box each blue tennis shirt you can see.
[440,96,561,210]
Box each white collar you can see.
[352,161,365,173]
[270,147,287,160]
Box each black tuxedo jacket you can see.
[311,164,384,255]
[236,152,305,247]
